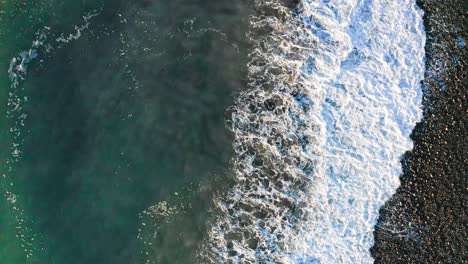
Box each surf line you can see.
[201,0,425,263]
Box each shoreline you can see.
[372,0,467,263]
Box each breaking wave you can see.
[201,0,425,263]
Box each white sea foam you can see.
[202,0,425,263]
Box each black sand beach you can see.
[372,0,467,263]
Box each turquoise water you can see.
[0,1,251,263]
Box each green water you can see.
[0,1,251,263]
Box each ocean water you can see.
[1,0,250,263]
[1,0,429,264]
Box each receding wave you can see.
[200,0,425,263]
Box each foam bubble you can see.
[201,0,425,263]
